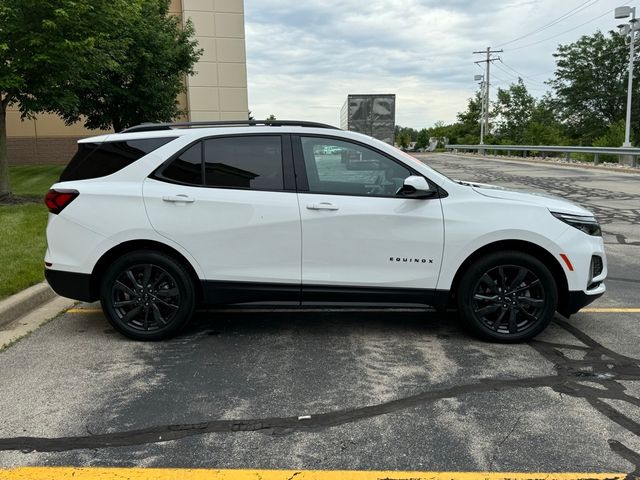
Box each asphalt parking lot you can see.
[0,153,639,475]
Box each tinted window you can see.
[203,136,283,190]
[59,137,176,182]
[300,137,411,197]
[160,143,202,185]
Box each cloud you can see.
[245,0,620,129]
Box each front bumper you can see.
[45,269,94,302]
[561,289,605,316]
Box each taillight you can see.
[45,189,79,214]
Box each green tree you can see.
[416,128,429,149]
[61,0,201,133]
[454,91,485,143]
[394,125,419,142]
[520,97,567,145]
[548,31,634,144]
[396,131,411,149]
[0,0,134,197]
[267,114,277,120]
[493,79,535,142]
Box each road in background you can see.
[0,153,639,474]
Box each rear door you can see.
[294,135,444,302]
[143,134,301,303]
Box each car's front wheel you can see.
[457,251,558,342]
[99,251,195,341]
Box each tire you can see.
[99,251,196,341]
[456,251,558,343]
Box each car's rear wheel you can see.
[99,251,195,341]
[457,251,558,342]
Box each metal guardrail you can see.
[444,144,639,167]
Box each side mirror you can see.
[396,175,437,199]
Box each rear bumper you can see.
[45,269,94,302]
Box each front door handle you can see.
[162,194,195,203]
[306,202,339,211]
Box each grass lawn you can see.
[9,165,64,197]
[0,165,64,300]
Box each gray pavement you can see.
[0,153,639,474]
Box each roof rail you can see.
[120,120,340,134]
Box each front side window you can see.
[300,137,411,197]
[203,136,283,190]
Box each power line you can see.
[490,68,550,92]
[489,73,511,84]
[506,2,635,52]
[496,0,603,48]
[496,60,549,86]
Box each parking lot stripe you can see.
[0,468,627,480]
[579,307,640,313]
[66,308,104,313]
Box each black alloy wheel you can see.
[100,251,195,340]
[457,251,558,342]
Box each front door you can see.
[294,135,444,301]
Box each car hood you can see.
[457,180,594,216]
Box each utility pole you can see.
[479,79,486,144]
[474,74,485,144]
[473,47,503,145]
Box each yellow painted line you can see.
[579,307,640,313]
[67,308,103,313]
[0,468,627,480]
[65,308,102,313]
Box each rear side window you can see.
[154,135,285,191]
[59,137,176,182]
[160,143,202,185]
[203,136,283,190]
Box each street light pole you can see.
[616,6,638,147]
[623,8,636,147]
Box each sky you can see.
[243,0,631,130]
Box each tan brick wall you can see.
[8,137,80,166]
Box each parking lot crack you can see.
[487,414,523,471]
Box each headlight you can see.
[551,211,601,236]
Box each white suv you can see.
[44,120,607,342]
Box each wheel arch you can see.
[447,239,569,315]
[89,240,203,303]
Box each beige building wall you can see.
[7,0,248,164]
[183,0,249,121]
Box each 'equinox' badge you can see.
[390,257,433,264]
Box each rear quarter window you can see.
[59,137,176,182]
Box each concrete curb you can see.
[0,282,57,329]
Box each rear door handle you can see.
[306,202,339,211]
[162,194,195,203]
